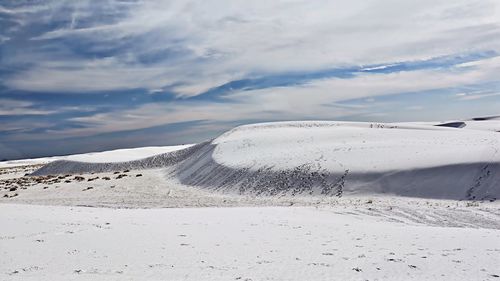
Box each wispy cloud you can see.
[0,99,57,116]
[456,91,500,100]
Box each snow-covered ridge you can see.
[31,120,500,200]
[31,142,206,176]
[212,121,498,171]
[0,145,192,168]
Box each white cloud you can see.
[0,99,56,116]
[5,58,176,93]
[457,92,500,101]
[0,4,49,15]
[225,55,500,106]
[3,0,500,95]
[0,35,10,44]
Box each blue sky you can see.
[1,0,500,160]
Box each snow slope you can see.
[0,145,192,168]
[31,120,500,200]
[211,121,497,171]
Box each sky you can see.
[1,0,500,160]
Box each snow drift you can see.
[32,121,500,200]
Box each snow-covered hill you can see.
[31,120,500,200]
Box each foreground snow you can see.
[1,204,499,281]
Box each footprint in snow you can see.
[352,267,362,272]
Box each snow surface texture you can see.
[32,120,500,200]
[1,204,499,281]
